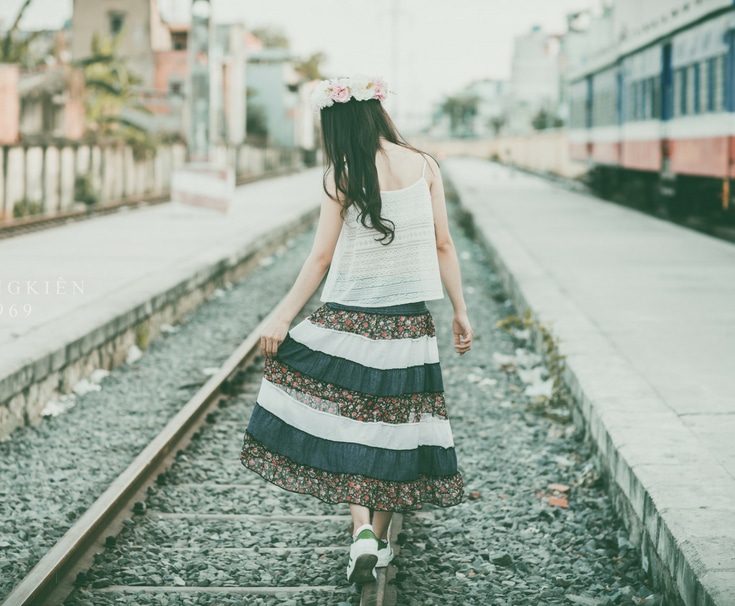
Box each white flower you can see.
[310,75,390,111]
[349,75,374,101]
[310,79,334,111]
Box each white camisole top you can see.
[320,157,444,307]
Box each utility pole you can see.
[170,0,234,214]
[188,0,212,162]
[391,0,400,126]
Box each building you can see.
[507,26,563,134]
[0,65,20,145]
[246,48,304,148]
[71,0,170,90]
[72,0,247,146]
[19,66,85,141]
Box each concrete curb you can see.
[444,161,735,606]
[0,204,319,440]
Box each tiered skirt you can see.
[239,301,464,512]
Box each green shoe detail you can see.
[355,528,378,541]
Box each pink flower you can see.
[372,78,387,101]
[330,84,351,103]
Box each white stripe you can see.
[666,113,735,139]
[288,319,439,369]
[587,126,621,143]
[257,379,454,450]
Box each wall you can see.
[71,0,157,89]
[415,130,587,180]
[154,50,188,93]
[247,50,300,148]
[0,65,20,146]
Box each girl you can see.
[239,75,472,585]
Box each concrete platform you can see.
[445,158,735,606]
[0,169,322,438]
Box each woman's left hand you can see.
[260,318,291,358]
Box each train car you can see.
[568,3,735,219]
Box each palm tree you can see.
[0,0,43,67]
[76,30,154,157]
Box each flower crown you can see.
[310,75,390,112]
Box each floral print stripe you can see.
[264,358,447,423]
[241,435,464,512]
[307,305,435,340]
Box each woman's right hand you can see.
[452,313,473,356]
[260,318,291,359]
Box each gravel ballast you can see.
[2,183,659,606]
[392,194,659,605]
[0,226,317,603]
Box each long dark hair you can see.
[320,98,431,245]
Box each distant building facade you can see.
[19,66,85,141]
[0,65,20,145]
[246,48,305,148]
[71,0,250,148]
[507,26,563,134]
[71,0,168,89]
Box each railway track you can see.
[3,301,399,606]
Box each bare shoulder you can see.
[322,166,341,201]
[422,153,443,188]
[423,153,441,174]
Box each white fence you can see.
[0,142,305,221]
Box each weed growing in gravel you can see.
[497,310,572,422]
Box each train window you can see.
[700,60,709,112]
[688,64,698,114]
[707,58,716,111]
[632,82,641,120]
[678,67,692,116]
[652,76,661,119]
[674,69,683,116]
[713,55,725,112]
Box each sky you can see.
[2,0,596,130]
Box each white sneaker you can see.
[376,538,394,567]
[346,524,379,584]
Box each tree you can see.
[293,52,325,81]
[245,87,268,143]
[489,114,507,136]
[531,108,564,130]
[75,31,154,157]
[440,94,479,137]
[0,0,44,67]
[251,26,290,49]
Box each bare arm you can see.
[426,156,473,355]
[260,182,343,357]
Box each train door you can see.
[616,69,624,127]
[661,43,673,121]
[585,75,593,157]
[660,42,674,196]
[726,28,735,210]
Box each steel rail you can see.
[2,307,275,606]
[4,297,398,606]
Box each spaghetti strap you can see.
[421,156,427,179]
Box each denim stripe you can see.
[246,404,458,481]
[276,334,443,396]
